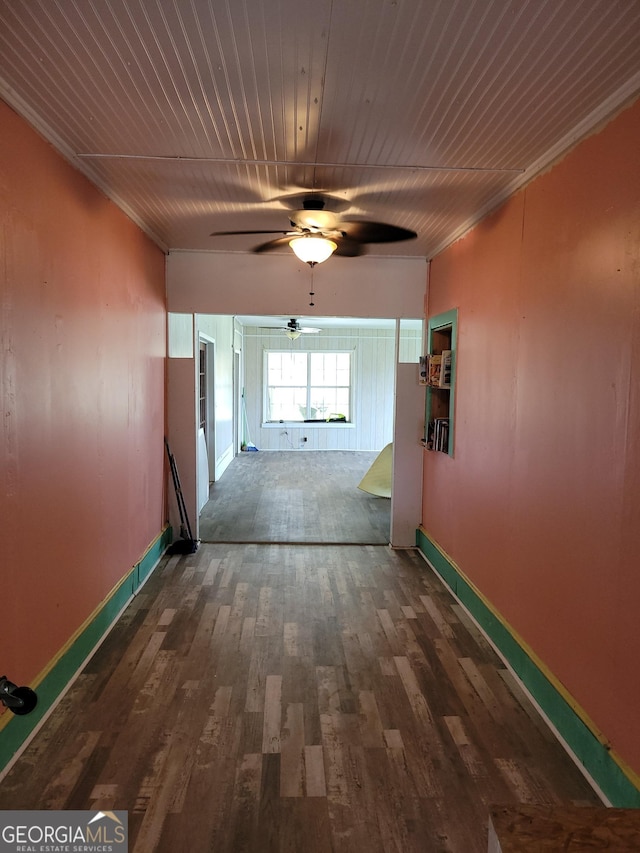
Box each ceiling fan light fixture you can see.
[284,329,302,340]
[289,234,337,266]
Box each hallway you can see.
[0,543,600,851]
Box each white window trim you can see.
[262,348,355,426]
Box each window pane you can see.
[310,352,350,386]
[309,388,350,419]
[268,352,307,385]
[268,386,308,420]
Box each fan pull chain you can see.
[309,268,315,306]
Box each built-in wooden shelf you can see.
[425,308,457,455]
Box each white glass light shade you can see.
[289,235,337,266]
[284,329,302,340]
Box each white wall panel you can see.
[168,313,194,358]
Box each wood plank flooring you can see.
[198,451,390,544]
[0,544,601,852]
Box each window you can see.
[265,351,351,422]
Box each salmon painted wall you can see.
[0,102,166,698]
[424,97,640,775]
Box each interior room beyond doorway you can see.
[199,450,390,544]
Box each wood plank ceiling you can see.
[1,0,639,258]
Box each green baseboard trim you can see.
[0,526,172,776]
[416,526,640,807]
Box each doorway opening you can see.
[193,315,423,546]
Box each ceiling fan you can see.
[210,195,417,266]
[261,318,321,340]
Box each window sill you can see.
[262,421,354,429]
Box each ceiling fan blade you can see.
[299,327,321,333]
[252,235,297,253]
[338,220,417,243]
[333,237,366,257]
[210,229,290,237]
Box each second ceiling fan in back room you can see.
[260,318,321,341]
[210,195,417,267]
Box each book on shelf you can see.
[419,355,428,385]
[427,350,452,388]
[427,354,442,386]
[428,417,450,452]
[440,350,452,388]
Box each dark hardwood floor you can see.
[198,451,390,544]
[0,543,600,852]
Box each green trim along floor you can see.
[416,526,640,808]
[0,526,172,775]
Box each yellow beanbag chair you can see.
[358,443,392,498]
